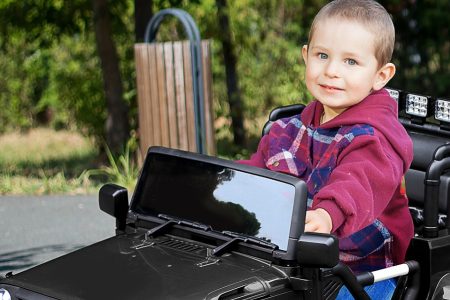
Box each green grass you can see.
[0,128,100,195]
[0,122,260,195]
[86,136,139,193]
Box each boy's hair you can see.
[308,0,395,67]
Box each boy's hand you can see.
[305,208,332,234]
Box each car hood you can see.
[1,233,288,299]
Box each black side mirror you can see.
[297,232,339,268]
[298,233,373,299]
[99,183,129,231]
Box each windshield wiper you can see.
[144,214,211,239]
[212,230,278,256]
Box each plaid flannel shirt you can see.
[266,115,393,273]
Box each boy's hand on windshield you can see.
[305,208,332,234]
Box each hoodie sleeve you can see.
[312,131,410,237]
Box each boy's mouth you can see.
[319,84,344,91]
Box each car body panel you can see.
[1,231,294,300]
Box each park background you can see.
[0,0,448,195]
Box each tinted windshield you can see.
[132,153,296,251]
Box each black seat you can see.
[261,104,305,136]
[403,127,450,231]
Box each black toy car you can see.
[1,88,450,299]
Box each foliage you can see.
[0,0,448,158]
[0,0,136,144]
[0,30,36,131]
[382,0,450,97]
[46,34,106,139]
[0,0,93,132]
[86,133,140,193]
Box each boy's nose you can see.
[324,61,340,78]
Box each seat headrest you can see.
[409,131,450,171]
[262,104,305,136]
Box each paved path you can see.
[0,195,115,276]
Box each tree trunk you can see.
[134,0,153,42]
[93,0,130,154]
[215,0,247,147]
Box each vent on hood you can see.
[155,236,207,255]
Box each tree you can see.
[135,0,153,42]
[93,0,130,154]
[0,0,448,159]
[381,0,450,97]
[215,0,247,148]
[0,1,93,132]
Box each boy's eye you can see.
[345,58,357,65]
[318,53,328,59]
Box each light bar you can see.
[405,93,429,118]
[435,99,450,123]
[386,88,400,103]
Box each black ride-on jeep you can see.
[1,88,450,299]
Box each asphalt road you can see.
[0,195,116,276]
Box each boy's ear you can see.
[373,63,396,91]
[301,45,308,65]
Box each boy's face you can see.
[302,18,394,120]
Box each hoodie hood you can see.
[301,88,413,172]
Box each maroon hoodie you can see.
[240,89,414,267]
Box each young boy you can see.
[239,0,413,298]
